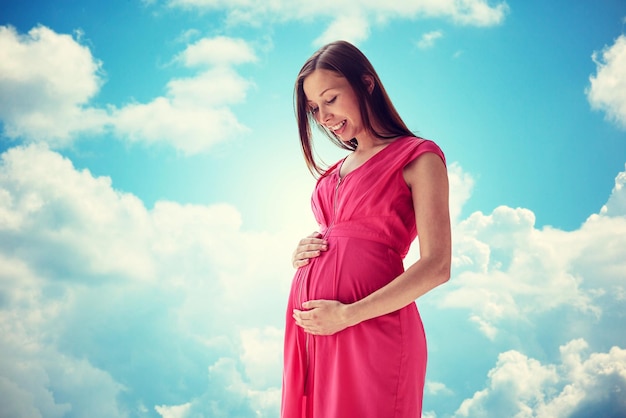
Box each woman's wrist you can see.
[344,302,363,328]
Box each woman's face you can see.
[303,69,367,142]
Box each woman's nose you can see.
[319,106,332,123]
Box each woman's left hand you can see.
[293,300,354,336]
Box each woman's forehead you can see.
[303,69,348,100]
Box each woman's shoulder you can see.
[395,136,445,163]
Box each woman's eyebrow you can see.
[307,88,335,104]
[317,88,334,97]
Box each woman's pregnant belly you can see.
[302,235,405,306]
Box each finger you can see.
[292,309,307,320]
[292,258,310,269]
[292,247,327,268]
[292,250,319,268]
[300,232,327,244]
[298,240,328,250]
[295,245,328,260]
[302,241,328,249]
[294,308,318,322]
[296,247,326,260]
[302,300,325,309]
[293,309,310,319]
[298,237,323,246]
[293,312,315,329]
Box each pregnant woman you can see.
[282,40,451,418]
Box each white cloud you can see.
[240,327,283,389]
[0,25,109,144]
[177,36,257,67]
[1,143,625,417]
[425,380,454,396]
[446,0,509,26]
[0,25,256,155]
[587,35,626,130]
[600,163,626,216]
[111,36,257,154]
[0,143,158,280]
[206,357,280,416]
[417,30,444,49]
[313,13,371,46]
[454,339,626,418]
[441,164,626,339]
[448,162,475,224]
[419,164,626,415]
[0,264,128,418]
[155,402,191,418]
[169,0,510,27]
[160,357,279,417]
[0,144,292,416]
[445,205,596,326]
[111,96,248,155]
[163,0,509,43]
[174,28,201,44]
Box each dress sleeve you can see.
[401,138,446,169]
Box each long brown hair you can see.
[294,40,415,177]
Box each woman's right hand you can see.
[292,231,328,269]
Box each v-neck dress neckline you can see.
[337,136,404,180]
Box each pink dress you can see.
[282,136,446,418]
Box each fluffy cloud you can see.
[1,144,625,417]
[155,355,282,418]
[0,25,256,154]
[440,164,626,340]
[155,402,191,418]
[455,339,626,418]
[424,163,626,416]
[167,0,508,26]
[587,35,626,130]
[0,145,290,416]
[600,163,626,217]
[111,36,256,154]
[178,36,257,67]
[240,327,283,389]
[313,13,371,46]
[448,162,475,224]
[417,30,444,49]
[0,25,109,144]
[163,0,509,44]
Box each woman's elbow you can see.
[436,255,451,285]
[437,268,450,286]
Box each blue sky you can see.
[0,0,625,417]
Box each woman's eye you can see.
[310,107,319,114]
[326,96,337,104]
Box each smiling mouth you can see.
[329,120,346,132]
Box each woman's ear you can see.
[362,74,375,94]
